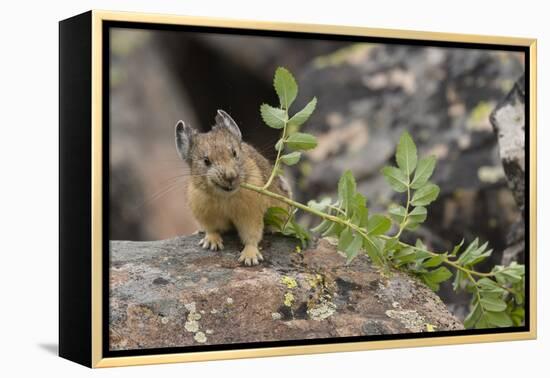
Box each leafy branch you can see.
[241,67,525,329]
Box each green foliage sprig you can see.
[241,67,525,329]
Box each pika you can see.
[175,110,291,266]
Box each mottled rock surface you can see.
[490,76,526,214]
[109,233,463,350]
[490,76,526,264]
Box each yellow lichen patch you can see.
[281,276,298,289]
[294,245,302,254]
[306,273,324,289]
[283,292,295,307]
[425,323,437,332]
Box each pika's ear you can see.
[175,120,195,160]
[215,109,242,141]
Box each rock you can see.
[490,76,526,214]
[109,233,463,350]
[490,76,526,264]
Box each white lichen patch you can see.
[206,329,214,335]
[184,302,196,313]
[210,309,218,314]
[307,301,337,321]
[187,312,201,321]
[322,236,339,246]
[385,309,426,332]
[226,297,234,305]
[184,320,199,333]
[160,316,169,324]
[271,312,282,320]
[194,331,207,343]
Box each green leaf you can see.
[453,270,466,291]
[457,238,479,264]
[367,215,391,236]
[288,97,317,130]
[457,239,493,266]
[476,278,507,295]
[350,193,369,228]
[274,138,284,152]
[479,296,507,312]
[410,156,436,189]
[338,170,356,215]
[311,219,331,234]
[485,311,514,327]
[384,238,399,253]
[421,267,452,291]
[413,248,433,264]
[322,221,344,238]
[510,307,525,326]
[415,239,427,250]
[344,233,363,262]
[286,132,318,150]
[284,218,311,248]
[427,266,453,283]
[381,166,409,193]
[464,302,482,329]
[280,151,301,166]
[363,236,384,266]
[389,206,407,224]
[450,239,464,257]
[274,67,298,110]
[475,313,490,329]
[393,247,416,266]
[493,263,524,284]
[264,207,289,230]
[411,183,440,206]
[260,104,287,129]
[407,206,427,227]
[396,131,417,177]
[338,227,353,252]
[422,253,446,268]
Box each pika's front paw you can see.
[199,233,224,251]
[238,245,264,266]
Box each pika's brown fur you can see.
[175,110,290,265]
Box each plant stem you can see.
[393,185,411,239]
[263,118,288,190]
[241,182,374,244]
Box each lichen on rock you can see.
[109,233,463,350]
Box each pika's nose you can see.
[223,172,237,185]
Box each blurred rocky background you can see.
[109,27,525,320]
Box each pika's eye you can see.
[232,148,238,158]
[203,157,211,166]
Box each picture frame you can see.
[59,10,537,368]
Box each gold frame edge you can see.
[89,9,537,368]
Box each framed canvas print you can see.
[59,10,537,368]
